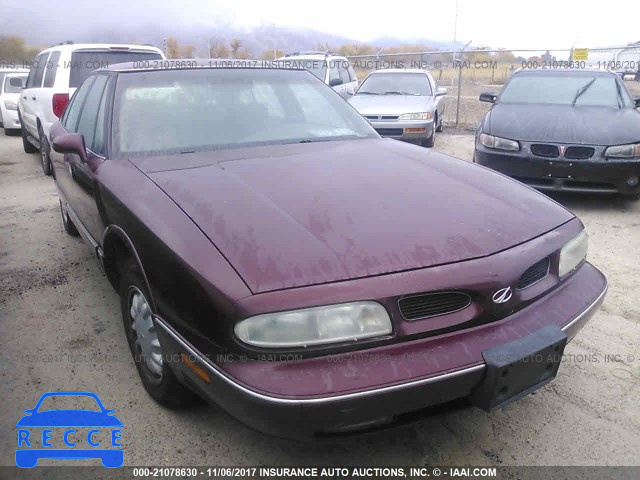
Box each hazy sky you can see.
[3,0,638,48]
[202,0,637,48]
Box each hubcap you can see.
[128,287,163,380]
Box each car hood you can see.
[486,103,640,145]
[16,410,123,427]
[137,139,573,293]
[348,94,435,116]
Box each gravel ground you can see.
[0,132,639,469]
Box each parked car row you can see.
[23,57,608,439]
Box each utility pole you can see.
[452,0,459,85]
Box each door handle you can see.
[23,96,27,99]
[32,96,36,100]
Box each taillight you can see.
[52,93,69,118]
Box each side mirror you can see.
[9,77,26,88]
[329,78,343,87]
[52,132,87,163]
[436,87,447,96]
[479,92,498,103]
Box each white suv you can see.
[18,43,165,175]
[277,52,358,98]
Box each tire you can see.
[59,200,79,236]
[422,119,436,148]
[119,259,199,409]
[39,126,52,176]
[436,115,444,133]
[20,121,38,153]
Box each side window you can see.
[328,61,340,85]
[26,53,47,88]
[62,76,96,132]
[43,51,61,88]
[347,64,357,82]
[92,77,113,155]
[338,62,351,84]
[76,75,109,150]
[32,53,49,88]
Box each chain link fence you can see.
[346,44,640,129]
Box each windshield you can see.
[113,68,377,156]
[498,72,633,108]
[305,63,327,81]
[4,74,27,93]
[69,50,162,88]
[358,73,433,96]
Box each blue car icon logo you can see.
[16,391,123,468]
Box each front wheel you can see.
[422,120,436,148]
[119,260,199,409]
[39,127,52,176]
[20,117,37,153]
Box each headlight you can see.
[604,143,640,159]
[398,112,432,120]
[4,99,18,111]
[479,133,520,151]
[234,302,392,348]
[559,230,588,278]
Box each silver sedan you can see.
[348,69,447,147]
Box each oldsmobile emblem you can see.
[492,286,513,304]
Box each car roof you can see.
[514,67,618,75]
[37,43,163,55]
[100,58,307,73]
[370,68,430,74]
[278,53,348,61]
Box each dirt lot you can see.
[0,132,639,469]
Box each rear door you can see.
[21,52,49,137]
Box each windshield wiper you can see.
[571,78,596,106]
[357,91,380,95]
[383,91,419,95]
[614,79,624,108]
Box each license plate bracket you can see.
[470,325,567,411]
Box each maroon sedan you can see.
[48,61,607,438]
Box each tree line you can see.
[0,34,530,65]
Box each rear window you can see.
[69,50,162,88]
[4,75,27,93]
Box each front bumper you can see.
[475,142,640,195]
[370,119,434,143]
[1,107,21,129]
[155,262,607,439]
